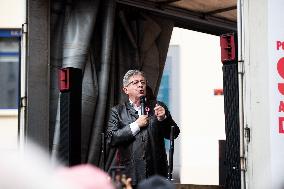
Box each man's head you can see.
[137,175,175,189]
[123,70,147,102]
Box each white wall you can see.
[0,0,26,28]
[0,110,18,151]
[170,28,225,185]
[243,0,271,188]
[0,0,23,152]
[244,0,284,188]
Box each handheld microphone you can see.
[140,96,146,115]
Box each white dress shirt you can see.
[129,100,141,136]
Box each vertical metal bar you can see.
[168,125,175,181]
[58,68,82,166]
[237,0,246,188]
[101,133,105,170]
[19,23,27,152]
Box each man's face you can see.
[123,74,147,101]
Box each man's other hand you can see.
[154,104,166,121]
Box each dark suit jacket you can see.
[106,100,180,185]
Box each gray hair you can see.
[123,70,145,87]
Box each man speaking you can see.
[106,70,180,188]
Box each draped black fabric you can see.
[50,0,173,168]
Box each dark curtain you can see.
[50,0,173,168]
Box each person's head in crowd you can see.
[0,140,115,189]
[137,175,175,189]
[0,142,69,189]
[56,164,115,189]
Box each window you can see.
[0,30,21,109]
[157,56,171,109]
[157,45,180,152]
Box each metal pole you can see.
[237,0,246,188]
[100,133,105,170]
[167,125,174,181]
[19,23,28,153]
